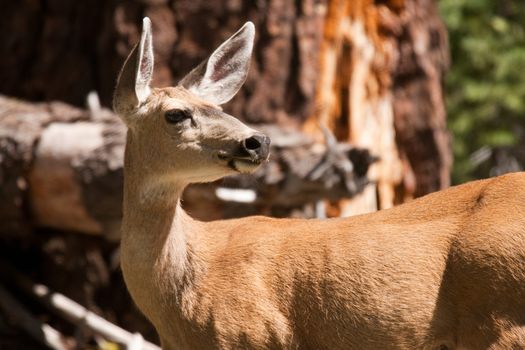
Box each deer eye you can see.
[165,109,191,124]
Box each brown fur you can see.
[121,162,525,349]
[115,20,525,350]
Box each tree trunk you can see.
[304,0,450,214]
[0,0,324,127]
[392,0,451,198]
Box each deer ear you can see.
[179,22,255,106]
[113,17,154,117]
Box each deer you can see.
[113,17,525,350]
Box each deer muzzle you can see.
[240,133,270,162]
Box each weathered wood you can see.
[304,0,450,215]
[0,97,100,236]
[0,96,373,236]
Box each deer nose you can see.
[241,134,270,160]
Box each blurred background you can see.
[0,0,524,348]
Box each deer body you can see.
[115,19,525,349]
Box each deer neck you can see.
[120,138,199,286]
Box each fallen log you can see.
[0,95,374,238]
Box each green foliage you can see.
[439,0,525,183]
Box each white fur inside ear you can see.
[181,22,255,105]
[135,17,154,104]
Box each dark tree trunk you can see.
[0,0,324,127]
[392,0,452,198]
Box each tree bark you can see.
[304,0,450,214]
[0,0,324,127]
[392,0,451,198]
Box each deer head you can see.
[113,18,270,189]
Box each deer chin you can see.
[228,158,262,174]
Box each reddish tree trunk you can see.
[304,0,450,214]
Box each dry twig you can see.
[0,263,160,350]
[0,284,66,350]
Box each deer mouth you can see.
[229,158,263,173]
[218,152,264,174]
